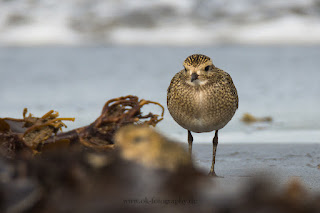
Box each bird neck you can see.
[186,79,208,87]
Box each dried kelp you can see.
[71,95,164,150]
[0,95,164,158]
[241,113,272,124]
[0,109,75,158]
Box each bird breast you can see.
[189,87,209,120]
[168,81,237,133]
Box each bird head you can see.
[182,54,214,86]
[114,125,163,164]
[114,125,192,170]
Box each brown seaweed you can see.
[71,95,164,150]
[0,108,75,158]
[0,95,164,157]
[241,113,273,124]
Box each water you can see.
[1,0,320,45]
[1,46,320,143]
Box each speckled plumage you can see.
[167,54,238,133]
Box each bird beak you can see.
[191,73,199,82]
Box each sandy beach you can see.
[192,143,320,192]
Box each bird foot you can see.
[208,171,223,178]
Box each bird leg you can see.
[209,130,218,176]
[187,130,193,156]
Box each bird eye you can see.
[205,65,210,71]
[133,136,144,144]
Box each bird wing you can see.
[223,72,239,109]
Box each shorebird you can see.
[115,125,192,171]
[167,54,238,176]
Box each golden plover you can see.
[114,125,192,171]
[167,54,238,176]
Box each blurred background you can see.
[1,0,320,45]
[0,0,320,143]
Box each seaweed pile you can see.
[0,95,164,158]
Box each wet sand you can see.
[191,143,320,192]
